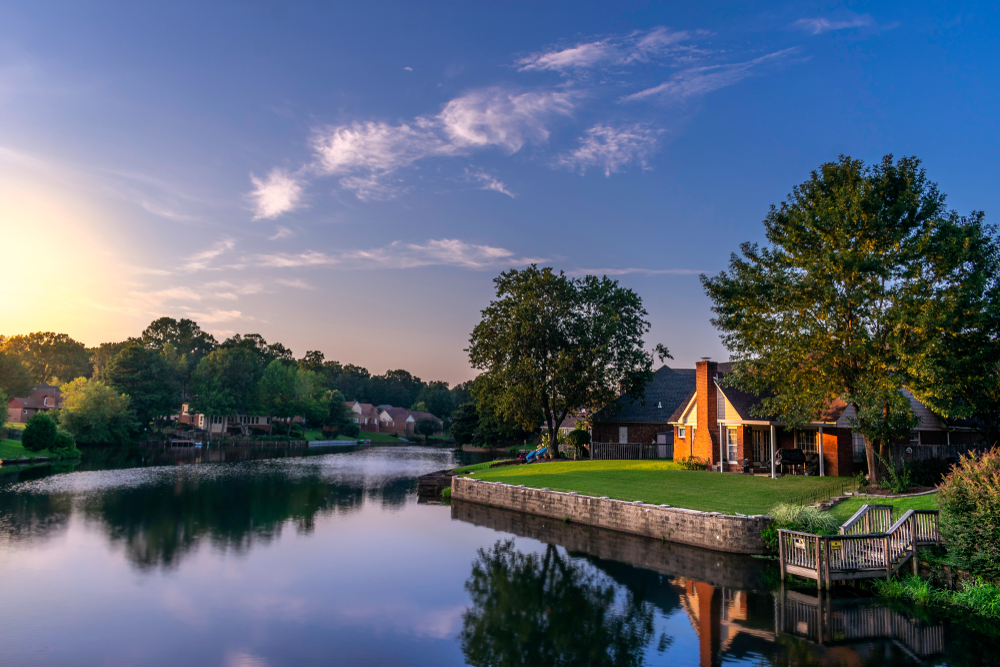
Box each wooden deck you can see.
[779,505,940,589]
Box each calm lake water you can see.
[0,446,994,667]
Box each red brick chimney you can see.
[695,360,719,465]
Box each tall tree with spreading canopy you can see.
[0,349,36,398]
[0,332,91,384]
[140,318,218,400]
[702,155,1000,483]
[468,266,655,450]
[58,377,138,444]
[189,347,266,437]
[102,343,181,429]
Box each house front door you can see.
[619,427,628,444]
[752,429,770,462]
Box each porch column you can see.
[770,425,776,479]
[719,423,724,473]
[818,425,825,477]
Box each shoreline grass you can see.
[828,493,939,524]
[466,460,850,515]
[870,574,1000,621]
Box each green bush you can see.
[938,448,1000,578]
[677,456,709,471]
[869,575,1000,620]
[22,412,58,452]
[51,429,80,457]
[878,453,912,494]
[564,428,591,457]
[763,502,840,552]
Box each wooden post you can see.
[816,536,822,592]
[719,423,725,472]
[778,530,786,580]
[823,537,831,590]
[911,514,919,575]
[818,425,825,476]
[884,536,891,580]
[770,424,776,479]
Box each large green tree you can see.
[0,349,36,397]
[103,343,181,429]
[468,266,655,451]
[90,341,131,378]
[702,155,1000,482]
[414,380,454,420]
[258,360,297,433]
[0,332,91,384]
[189,347,266,435]
[140,317,218,399]
[58,377,138,444]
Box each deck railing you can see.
[840,504,894,535]
[590,443,661,460]
[780,506,940,588]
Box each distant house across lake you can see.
[6,382,62,423]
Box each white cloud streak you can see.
[621,48,799,103]
[568,267,705,276]
[517,27,699,73]
[276,278,314,290]
[269,225,294,240]
[305,87,574,200]
[182,239,235,271]
[469,171,516,198]
[250,168,303,219]
[793,15,876,34]
[558,124,662,176]
[254,238,543,270]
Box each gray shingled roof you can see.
[596,366,696,423]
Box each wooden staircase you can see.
[779,505,940,589]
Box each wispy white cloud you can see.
[517,27,701,73]
[276,278,314,290]
[130,287,202,304]
[558,124,662,176]
[254,238,543,270]
[182,239,235,271]
[622,48,799,103]
[250,168,303,219]
[184,308,243,324]
[468,170,516,198]
[304,87,574,201]
[569,267,705,276]
[793,15,876,34]
[269,225,294,240]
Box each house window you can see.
[727,427,738,461]
[852,432,866,462]
[677,426,686,439]
[619,426,628,444]
[796,429,817,454]
[909,431,921,447]
[752,429,770,462]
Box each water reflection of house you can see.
[6,383,62,423]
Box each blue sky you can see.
[2,1,997,385]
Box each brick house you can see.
[669,360,980,476]
[347,401,380,432]
[592,366,697,446]
[6,383,62,423]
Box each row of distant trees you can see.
[0,319,469,444]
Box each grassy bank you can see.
[871,575,1000,621]
[828,493,939,524]
[464,460,850,515]
[0,438,80,460]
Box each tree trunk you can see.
[864,435,881,485]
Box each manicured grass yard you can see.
[335,431,407,443]
[1,439,57,460]
[828,493,939,524]
[466,460,852,515]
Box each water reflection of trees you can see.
[460,540,658,667]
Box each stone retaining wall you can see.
[451,477,772,555]
[451,500,772,589]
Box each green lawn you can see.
[828,493,939,524]
[1,438,58,460]
[466,460,852,515]
[334,431,407,443]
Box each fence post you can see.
[910,514,919,575]
[823,537,831,590]
[815,536,822,592]
[778,530,786,580]
[884,536,891,580]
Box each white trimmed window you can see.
[619,426,628,444]
[852,432,866,462]
[909,431,920,447]
[796,429,817,454]
[677,426,686,439]
[727,427,738,461]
